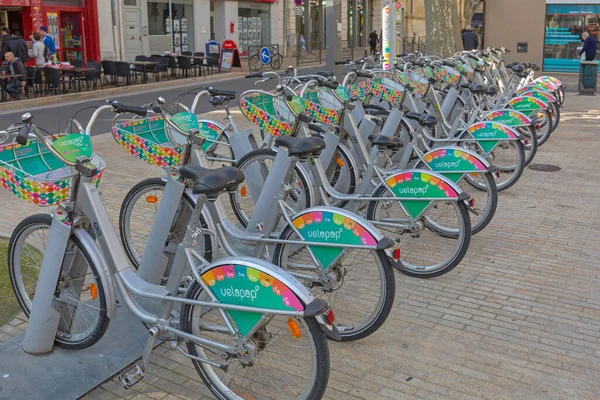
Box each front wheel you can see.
[366,185,471,278]
[271,53,284,70]
[273,225,395,341]
[180,280,330,399]
[249,54,262,72]
[8,214,110,349]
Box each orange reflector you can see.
[336,157,344,167]
[146,195,158,204]
[90,284,98,300]
[325,309,335,325]
[496,170,501,178]
[240,186,247,197]
[470,172,479,177]
[287,318,302,339]
[469,198,475,208]
[393,248,401,261]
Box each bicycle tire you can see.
[271,53,284,70]
[530,109,553,147]
[119,178,213,270]
[366,185,471,278]
[249,54,262,72]
[8,214,110,349]
[180,280,330,399]
[230,148,313,228]
[273,225,395,341]
[549,101,561,135]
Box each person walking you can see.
[32,33,46,66]
[3,51,27,100]
[461,25,479,51]
[369,31,380,56]
[580,32,598,61]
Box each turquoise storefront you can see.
[544,4,600,72]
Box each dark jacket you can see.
[369,32,379,46]
[8,57,27,79]
[0,34,11,60]
[462,30,479,51]
[580,35,598,60]
[7,36,29,61]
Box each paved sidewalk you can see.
[1,93,600,400]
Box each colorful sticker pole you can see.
[382,2,396,71]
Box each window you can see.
[124,0,137,6]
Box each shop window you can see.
[124,0,137,6]
[148,0,194,53]
[238,5,271,55]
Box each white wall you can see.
[214,0,239,43]
[97,1,117,59]
[194,0,212,52]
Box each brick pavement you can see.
[1,93,600,399]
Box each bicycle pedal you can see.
[119,364,144,389]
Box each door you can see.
[123,8,142,60]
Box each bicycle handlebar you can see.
[16,123,30,146]
[245,72,263,79]
[108,99,148,117]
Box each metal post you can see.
[351,0,358,50]
[169,0,173,52]
[381,0,395,70]
[320,3,326,50]
[304,0,311,50]
[326,0,342,75]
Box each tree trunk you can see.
[424,0,462,58]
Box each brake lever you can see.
[255,77,270,85]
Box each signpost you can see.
[219,39,243,72]
[293,6,304,15]
[326,0,342,75]
[381,1,396,70]
[260,46,271,65]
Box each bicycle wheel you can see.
[529,109,553,147]
[271,53,284,70]
[230,149,312,228]
[180,281,330,400]
[273,225,395,341]
[549,101,561,134]
[366,186,471,278]
[8,214,110,349]
[416,163,498,235]
[459,131,526,192]
[249,54,262,72]
[119,178,213,270]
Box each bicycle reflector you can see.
[89,284,98,300]
[240,186,247,197]
[287,318,302,339]
[146,195,158,204]
[393,248,401,261]
[336,157,344,167]
[469,198,475,208]
[325,309,335,326]
[496,170,501,178]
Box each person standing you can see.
[32,33,46,66]
[461,25,479,51]
[369,30,380,56]
[7,31,29,63]
[0,27,11,61]
[31,26,55,61]
[3,51,27,100]
[580,32,598,61]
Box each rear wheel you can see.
[271,53,284,70]
[8,214,110,349]
[249,54,262,72]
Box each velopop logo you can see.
[397,184,430,196]
[56,136,84,147]
[307,227,344,241]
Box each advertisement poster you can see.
[181,18,187,32]
[174,19,180,32]
[182,32,188,45]
[166,17,171,33]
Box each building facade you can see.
[0,0,100,62]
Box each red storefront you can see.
[0,0,100,62]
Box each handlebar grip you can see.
[123,105,148,117]
[208,87,237,97]
[318,79,339,90]
[16,124,30,146]
[335,60,350,65]
[355,70,373,78]
[245,72,263,78]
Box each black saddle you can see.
[470,84,486,94]
[206,87,236,100]
[405,112,425,122]
[368,135,404,152]
[487,86,498,96]
[316,71,335,77]
[275,136,326,159]
[180,166,245,199]
[460,83,472,90]
[209,96,231,106]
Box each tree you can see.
[424,0,462,58]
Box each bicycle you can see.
[249,45,284,72]
[4,113,336,399]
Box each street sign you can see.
[260,47,271,65]
[294,0,303,5]
[293,6,304,15]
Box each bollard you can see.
[578,61,598,95]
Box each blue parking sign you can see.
[260,47,271,65]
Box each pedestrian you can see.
[461,25,479,51]
[7,31,29,63]
[31,26,55,61]
[0,27,10,61]
[3,51,27,100]
[32,33,46,66]
[369,30,380,56]
[579,32,598,61]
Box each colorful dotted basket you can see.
[432,65,461,86]
[301,87,343,125]
[112,116,186,168]
[0,136,105,206]
[239,92,297,137]
[346,81,372,100]
[368,77,405,105]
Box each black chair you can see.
[133,55,147,75]
[168,56,178,77]
[206,54,219,75]
[115,61,135,85]
[156,56,170,80]
[25,67,42,98]
[84,61,103,90]
[101,60,117,85]
[43,67,66,95]
[177,56,193,78]
[182,51,192,56]
[193,52,206,75]
[69,59,83,67]
[145,56,160,82]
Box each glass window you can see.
[238,5,271,55]
[124,0,137,6]
[148,0,194,52]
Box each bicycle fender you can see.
[519,81,557,94]
[536,76,563,88]
[422,146,492,183]
[506,96,549,112]
[466,121,521,153]
[485,109,532,127]
[196,256,322,336]
[517,90,557,104]
[73,227,117,319]
[383,169,465,219]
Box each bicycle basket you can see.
[407,71,430,97]
[301,87,343,125]
[368,77,405,104]
[0,135,105,206]
[432,65,461,85]
[347,81,371,100]
[112,116,186,168]
[239,92,298,137]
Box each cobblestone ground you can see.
[1,94,600,400]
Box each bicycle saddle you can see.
[470,84,486,94]
[206,87,236,100]
[419,114,438,127]
[316,71,335,77]
[368,135,404,152]
[405,112,426,122]
[460,83,472,90]
[209,96,231,106]
[487,86,498,96]
[275,136,326,159]
[180,165,245,199]
[511,64,524,73]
